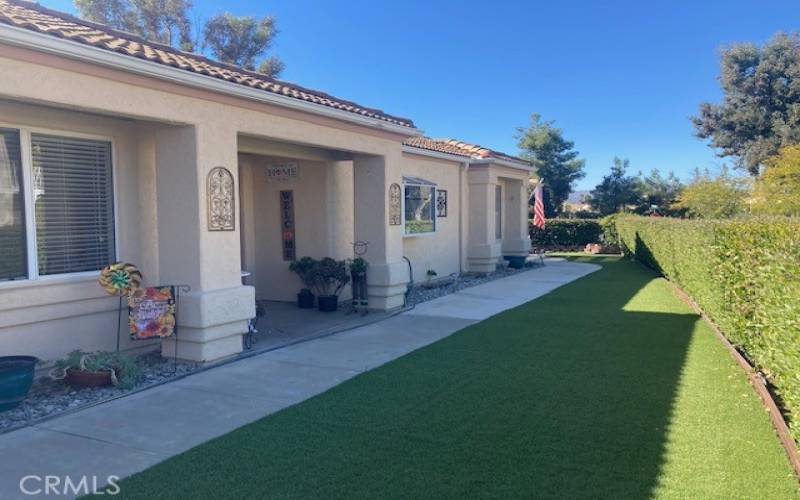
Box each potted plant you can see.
[289,256,316,309]
[422,269,438,289]
[309,257,350,312]
[50,350,143,390]
[504,255,527,269]
[0,356,38,412]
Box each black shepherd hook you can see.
[171,284,191,374]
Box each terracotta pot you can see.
[66,368,112,389]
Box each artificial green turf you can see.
[102,256,800,499]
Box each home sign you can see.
[266,162,298,182]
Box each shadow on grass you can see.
[104,256,701,500]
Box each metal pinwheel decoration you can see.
[99,262,142,296]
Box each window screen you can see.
[0,129,27,281]
[31,134,115,276]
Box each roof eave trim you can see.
[401,145,471,163]
[469,157,533,172]
[0,23,420,136]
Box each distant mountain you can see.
[567,190,591,204]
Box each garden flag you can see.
[532,181,546,229]
[128,286,177,340]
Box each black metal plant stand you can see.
[348,241,369,316]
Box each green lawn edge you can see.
[97,255,800,499]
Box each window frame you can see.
[401,182,437,237]
[0,122,119,286]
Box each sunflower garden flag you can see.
[128,286,177,340]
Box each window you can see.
[403,177,436,235]
[495,184,502,240]
[0,129,26,280]
[0,127,115,282]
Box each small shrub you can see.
[529,219,602,248]
[599,214,619,244]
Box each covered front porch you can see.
[246,300,395,353]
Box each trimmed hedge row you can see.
[615,215,800,442]
[529,219,602,247]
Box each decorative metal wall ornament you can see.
[436,189,448,218]
[280,190,296,261]
[389,183,402,225]
[207,166,235,231]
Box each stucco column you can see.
[352,153,408,309]
[326,160,355,260]
[502,178,532,257]
[467,166,502,273]
[155,124,255,362]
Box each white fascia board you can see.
[468,157,533,172]
[402,145,532,172]
[401,145,471,163]
[0,24,420,137]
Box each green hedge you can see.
[529,219,602,247]
[615,215,800,442]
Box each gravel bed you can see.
[0,352,200,433]
[406,262,539,306]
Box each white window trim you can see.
[402,182,437,237]
[0,122,119,287]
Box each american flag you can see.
[532,182,546,229]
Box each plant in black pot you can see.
[309,257,350,312]
[289,256,317,309]
[50,350,142,390]
[0,355,38,412]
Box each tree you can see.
[672,166,751,219]
[692,32,800,175]
[752,145,800,216]
[516,114,586,217]
[75,0,193,50]
[636,169,684,215]
[589,157,642,216]
[74,1,284,77]
[203,13,283,76]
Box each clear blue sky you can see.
[42,0,800,190]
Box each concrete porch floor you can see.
[247,300,395,353]
[0,258,600,499]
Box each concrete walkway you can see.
[0,259,599,499]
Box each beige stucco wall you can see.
[0,45,414,361]
[0,42,530,362]
[0,99,159,361]
[240,154,334,302]
[400,152,464,282]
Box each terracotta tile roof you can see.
[0,0,414,128]
[403,136,530,164]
